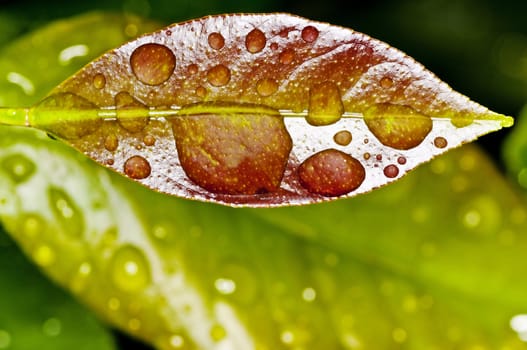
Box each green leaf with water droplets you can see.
[0,13,514,207]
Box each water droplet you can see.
[106,159,115,166]
[363,153,371,160]
[31,93,101,139]
[206,64,231,87]
[270,42,279,50]
[130,43,176,85]
[256,78,278,97]
[215,278,236,295]
[383,164,399,178]
[0,330,11,349]
[302,287,316,302]
[333,130,352,146]
[379,76,393,88]
[301,25,319,43]
[245,28,266,53]
[110,245,151,292]
[392,328,407,343]
[397,156,407,165]
[376,154,382,161]
[195,86,207,97]
[93,73,106,89]
[33,244,55,267]
[1,154,35,183]
[307,81,344,126]
[208,32,225,50]
[143,134,156,146]
[363,103,432,150]
[42,318,61,337]
[172,104,292,195]
[279,48,295,64]
[48,187,83,237]
[434,136,448,148]
[298,149,365,197]
[210,324,227,341]
[124,155,151,179]
[104,134,119,152]
[115,91,149,133]
[187,63,198,75]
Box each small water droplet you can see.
[383,164,399,178]
[256,78,278,97]
[270,42,279,50]
[110,245,151,292]
[279,48,295,64]
[210,324,226,341]
[245,28,266,53]
[363,153,371,160]
[143,134,156,146]
[215,278,236,295]
[208,32,225,50]
[124,155,151,179]
[49,187,83,237]
[42,318,61,337]
[33,244,55,267]
[106,159,115,166]
[206,64,231,87]
[115,91,149,133]
[130,43,175,85]
[0,330,11,349]
[93,73,106,89]
[333,130,352,146]
[307,81,344,126]
[187,63,198,75]
[302,287,316,302]
[379,76,393,88]
[104,134,119,152]
[434,136,448,148]
[376,154,382,161]
[301,25,319,43]
[2,154,35,183]
[298,149,365,197]
[364,103,432,150]
[397,156,407,165]
[195,85,207,97]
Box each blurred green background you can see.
[1,0,526,349]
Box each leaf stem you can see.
[0,107,30,126]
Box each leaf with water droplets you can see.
[0,14,513,207]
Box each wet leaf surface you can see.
[0,13,513,206]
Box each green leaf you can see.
[0,14,513,206]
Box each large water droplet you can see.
[48,186,83,237]
[364,103,432,150]
[333,130,352,146]
[245,28,266,53]
[208,32,225,50]
[1,154,35,183]
[115,91,149,133]
[130,43,176,85]
[110,245,151,292]
[256,78,278,97]
[206,64,231,87]
[301,26,319,43]
[31,93,102,139]
[298,149,365,197]
[124,155,151,179]
[93,73,106,89]
[307,81,344,126]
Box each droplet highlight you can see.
[298,149,365,197]
[245,28,266,53]
[93,73,106,89]
[256,78,278,97]
[307,81,344,126]
[208,32,225,50]
[110,245,151,292]
[130,43,176,85]
[383,164,399,178]
[333,130,352,146]
[434,136,448,148]
[206,64,231,87]
[301,25,319,43]
[124,155,151,179]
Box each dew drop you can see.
[0,330,11,349]
[333,130,352,146]
[301,25,319,43]
[397,156,407,165]
[434,136,448,148]
[130,43,176,85]
[379,76,393,88]
[206,64,231,87]
[195,86,207,97]
[383,164,399,178]
[187,63,199,75]
[376,154,382,161]
[298,149,365,197]
[256,78,278,97]
[115,91,149,133]
[307,81,344,126]
[104,134,119,152]
[279,48,295,64]
[363,153,371,160]
[93,73,106,89]
[363,103,432,150]
[110,245,151,292]
[245,28,266,53]
[208,32,225,50]
[48,186,83,237]
[106,159,115,166]
[270,42,279,50]
[124,155,151,179]
[1,154,35,183]
[143,134,156,146]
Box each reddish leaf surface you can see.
[18,13,512,206]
